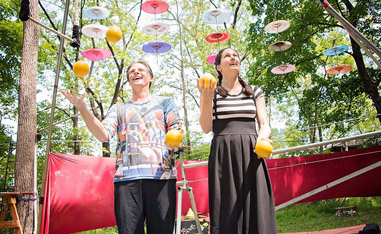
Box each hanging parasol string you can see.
[28,17,74,43]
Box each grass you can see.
[276,197,381,233]
[77,197,381,234]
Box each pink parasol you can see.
[141,0,169,14]
[81,49,112,61]
[205,32,230,43]
[326,65,352,75]
[271,64,296,74]
[206,54,217,64]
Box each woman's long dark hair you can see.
[214,48,253,97]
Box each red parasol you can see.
[205,32,230,43]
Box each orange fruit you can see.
[165,129,183,148]
[106,26,122,43]
[73,60,89,78]
[255,139,273,158]
[199,73,216,89]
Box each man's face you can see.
[128,63,153,89]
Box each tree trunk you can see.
[350,37,381,123]
[15,0,40,232]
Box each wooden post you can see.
[0,192,23,234]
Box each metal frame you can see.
[318,0,381,68]
[175,148,203,234]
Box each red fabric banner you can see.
[40,146,381,234]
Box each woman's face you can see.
[127,63,153,88]
[216,48,240,75]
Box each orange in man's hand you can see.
[165,129,183,148]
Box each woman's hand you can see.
[60,90,87,111]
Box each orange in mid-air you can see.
[106,26,122,43]
[73,60,89,78]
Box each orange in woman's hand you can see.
[255,139,273,159]
[199,73,216,89]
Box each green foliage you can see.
[246,0,381,150]
[276,197,381,233]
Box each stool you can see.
[335,206,357,217]
[0,192,23,234]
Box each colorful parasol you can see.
[326,65,352,75]
[141,0,169,14]
[206,54,217,64]
[83,6,110,20]
[268,41,292,52]
[142,22,170,35]
[82,23,108,39]
[205,32,230,43]
[81,48,112,61]
[271,64,296,74]
[265,20,290,34]
[201,9,232,24]
[323,44,349,56]
[142,42,171,53]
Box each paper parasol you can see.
[268,41,292,52]
[271,64,296,74]
[205,32,230,43]
[201,9,232,24]
[206,54,217,64]
[142,22,170,35]
[141,0,169,14]
[326,65,352,75]
[83,6,110,20]
[81,48,112,61]
[323,44,349,56]
[82,23,108,39]
[265,20,290,34]
[142,42,171,53]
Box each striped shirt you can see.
[213,86,264,120]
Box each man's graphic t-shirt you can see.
[102,96,182,182]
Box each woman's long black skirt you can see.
[209,119,277,234]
